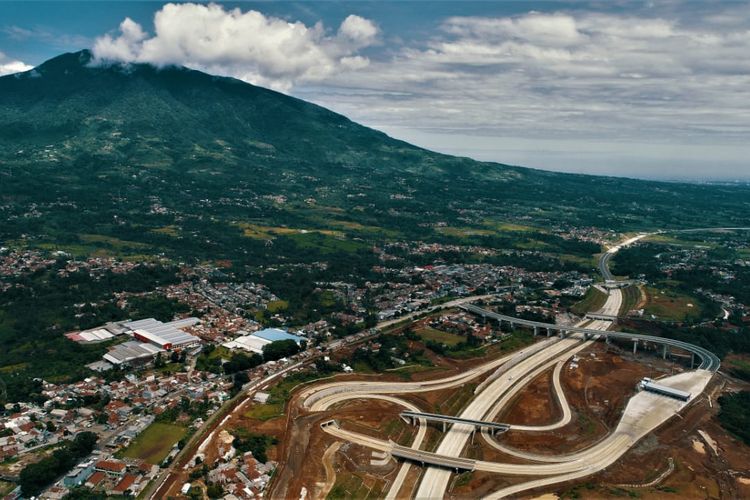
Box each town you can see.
[2,226,750,498]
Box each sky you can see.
[1,1,749,181]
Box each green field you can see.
[620,285,642,316]
[243,402,285,421]
[643,287,703,322]
[120,423,187,464]
[416,327,464,346]
[571,287,607,315]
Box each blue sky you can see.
[1,1,749,180]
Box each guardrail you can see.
[461,304,720,372]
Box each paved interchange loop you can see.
[298,232,725,499]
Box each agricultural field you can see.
[120,423,187,465]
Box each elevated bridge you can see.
[390,443,476,471]
[585,313,618,321]
[401,411,510,435]
[460,304,720,371]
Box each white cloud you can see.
[339,14,379,45]
[297,8,750,177]
[92,3,378,91]
[0,51,32,76]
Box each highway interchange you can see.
[301,232,723,499]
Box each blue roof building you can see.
[252,328,305,344]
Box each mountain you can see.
[1,50,749,264]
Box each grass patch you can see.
[437,383,478,416]
[620,285,642,315]
[80,233,149,249]
[643,287,703,322]
[0,362,30,373]
[0,480,16,496]
[120,422,187,465]
[571,287,607,315]
[151,225,180,237]
[243,402,285,421]
[266,300,289,313]
[437,226,495,238]
[154,362,183,375]
[327,473,364,499]
[236,222,345,242]
[416,327,464,346]
[499,331,535,352]
[286,232,363,253]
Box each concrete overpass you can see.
[401,411,510,435]
[585,313,618,321]
[460,304,720,371]
[390,443,477,471]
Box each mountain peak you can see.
[30,49,94,76]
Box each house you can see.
[85,471,107,488]
[50,408,70,420]
[109,474,138,495]
[253,392,270,404]
[63,462,95,487]
[95,459,127,477]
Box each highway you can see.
[315,286,715,499]
[296,232,725,499]
[598,233,648,281]
[414,315,614,499]
[461,304,720,371]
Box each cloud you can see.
[2,25,91,50]
[0,51,32,76]
[93,3,378,91]
[296,7,750,177]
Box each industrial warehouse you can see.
[222,328,306,354]
[65,317,201,368]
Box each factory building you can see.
[223,328,305,354]
[99,317,201,367]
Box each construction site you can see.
[256,236,748,499]
[152,235,750,500]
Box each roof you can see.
[113,474,137,492]
[643,380,691,399]
[126,318,199,347]
[86,471,106,486]
[223,335,271,354]
[252,328,304,344]
[95,459,127,472]
[104,341,159,365]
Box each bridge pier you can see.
[443,421,447,433]
[662,345,669,359]
[547,328,552,337]
[691,353,695,369]
[558,329,565,339]
[533,326,539,336]
[633,340,638,355]
[605,335,611,344]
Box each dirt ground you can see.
[265,329,523,499]
[487,343,658,458]
[498,369,561,426]
[580,374,750,500]
[264,337,746,500]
